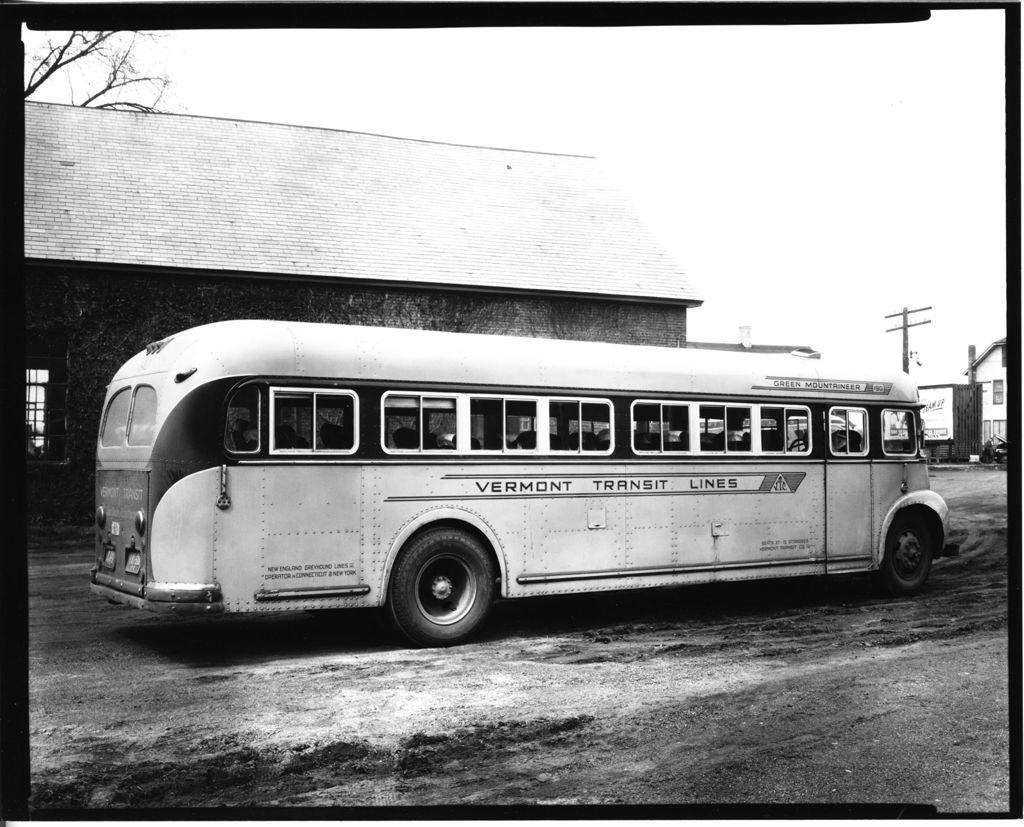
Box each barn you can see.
[23,102,702,520]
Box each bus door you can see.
[869,409,925,556]
[824,407,875,573]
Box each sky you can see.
[25,11,1010,386]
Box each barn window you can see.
[26,332,68,461]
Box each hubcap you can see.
[415,553,477,626]
[431,575,454,601]
[894,529,923,577]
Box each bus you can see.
[91,320,956,646]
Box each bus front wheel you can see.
[386,528,496,647]
[874,512,933,596]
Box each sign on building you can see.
[919,386,953,440]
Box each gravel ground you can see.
[24,467,1012,814]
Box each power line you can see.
[885,306,932,373]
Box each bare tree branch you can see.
[81,75,162,107]
[25,31,119,99]
[94,101,163,113]
[24,30,169,114]
[25,32,76,93]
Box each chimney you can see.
[968,344,977,384]
[739,326,752,350]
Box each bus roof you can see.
[111,320,920,405]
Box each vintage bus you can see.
[91,320,955,646]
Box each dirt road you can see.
[26,468,1011,812]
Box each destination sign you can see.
[752,376,893,395]
[387,472,807,503]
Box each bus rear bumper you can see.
[91,571,224,613]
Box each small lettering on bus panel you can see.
[264,562,358,581]
[99,486,146,502]
[754,377,892,395]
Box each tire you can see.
[873,512,933,596]
[386,528,496,647]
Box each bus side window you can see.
[726,406,751,452]
[470,398,504,450]
[316,393,355,451]
[761,407,785,452]
[785,408,810,453]
[634,402,689,453]
[830,407,867,456]
[664,404,689,452]
[633,403,661,452]
[699,405,725,452]
[582,402,612,452]
[882,409,916,455]
[550,399,612,453]
[274,393,313,449]
[506,400,537,450]
[830,408,849,453]
[549,400,579,450]
[423,397,457,450]
[850,409,866,454]
[764,406,811,453]
[384,395,421,450]
[847,410,866,453]
[382,393,458,451]
[225,385,261,453]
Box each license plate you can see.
[125,551,142,575]
[110,521,121,537]
[103,546,116,569]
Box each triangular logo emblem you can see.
[770,474,791,493]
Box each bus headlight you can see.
[135,510,147,536]
[95,506,106,529]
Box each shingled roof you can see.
[24,103,701,306]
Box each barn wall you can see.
[25,266,688,522]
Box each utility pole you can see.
[885,306,932,373]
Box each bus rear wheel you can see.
[386,528,496,647]
[874,512,933,596]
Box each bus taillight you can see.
[95,506,106,529]
[135,510,146,536]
